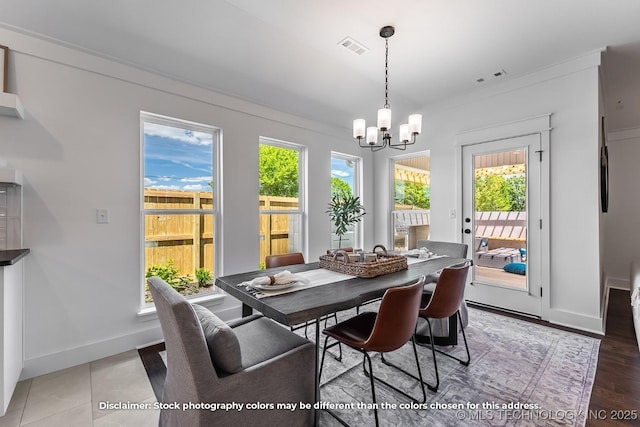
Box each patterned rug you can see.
[313,306,599,426]
[154,306,600,426]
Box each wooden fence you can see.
[144,189,298,275]
[259,196,299,265]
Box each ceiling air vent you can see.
[475,69,507,84]
[339,37,369,56]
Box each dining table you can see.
[214,254,470,426]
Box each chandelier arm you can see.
[389,133,417,148]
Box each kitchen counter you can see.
[0,249,30,266]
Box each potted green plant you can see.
[326,193,365,249]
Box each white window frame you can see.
[330,151,363,250]
[139,111,222,310]
[259,137,307,258]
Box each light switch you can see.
[96,209,109,224]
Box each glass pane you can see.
[144,213,216,303]
[259,213,302,268]
[144,122,214,208]
[258,144,299,206]
[330,155,358,250]
[393,155,430,251]
[473,148,527,289]
[331,157,355,197]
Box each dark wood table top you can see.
[215,256,469,326]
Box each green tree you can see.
[259,145,299,197]
[331,177,353,198]
[395,181,430,209]
[504,175,526,211]
[475,174,526,211]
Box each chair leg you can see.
[318,335,330,382]
[306,317,343,362]
[431,311,471,366]
[377,337,427,403]
[425,319,440,392]
[363,352,379,427]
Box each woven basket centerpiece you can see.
[319,244,407,278]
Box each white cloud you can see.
[331,170,350,177]
[180,176,212,183]
[148,184,181,191]
[183,184,208,191]
[144,122,213,146]
[144,177,155,186]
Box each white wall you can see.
[603,129,640,288]
[0,28,375,379]
[374,53,604,333]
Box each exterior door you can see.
[462,134,542,316]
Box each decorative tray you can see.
[319,244,407,278]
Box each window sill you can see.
[137,289,225,320]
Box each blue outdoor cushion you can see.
[504,262,526,275]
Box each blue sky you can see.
[145,122,354,192]
[331,157,354,190]
[144,122,213,192]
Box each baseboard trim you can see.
[547,308,604,335]
[21,304,242,380]
[607,277,630,291]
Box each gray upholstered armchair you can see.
[148,277,315,427]
[415,240,470,342]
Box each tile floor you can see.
[0,350,159,427]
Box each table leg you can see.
[242,303,252,317]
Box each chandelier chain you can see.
[384,38,389,108]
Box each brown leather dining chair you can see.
[319,276,426,427]
[417,263,471,392]
[265,252,305,269]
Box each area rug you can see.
[146,306,600,426]
[316,306,600,426]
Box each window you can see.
[259,138,305,267]
[141,112,221,306]
[391,153,431,251]
[330,152,362,250]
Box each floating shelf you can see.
[0,93,24,119]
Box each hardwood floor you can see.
[139,288,640,425]
[587,288,640,426]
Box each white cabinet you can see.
[0,93,24,119]
[0,255,27,415]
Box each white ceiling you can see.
[1,0,640,132]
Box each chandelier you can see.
[353,26,422,152]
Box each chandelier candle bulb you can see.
[377,108,391,131]
[399,124,410,142]
[366,126,378,144]
[408,114,422,134]
[353,119,366,139]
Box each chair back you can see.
[265,252,305,269]
[416,240,468,258]
[365,276,426,353]
[420,264,470,319]
[148,277,219,403]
